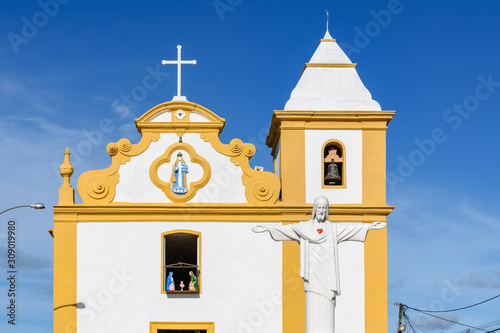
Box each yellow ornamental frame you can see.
[150,142,211,203]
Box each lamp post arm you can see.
[0,203,45,215]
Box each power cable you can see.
[405,293,500,313]
[406,308,489,332]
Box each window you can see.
[161,230,201,293]
[150,322,214,333]
[322,140,345,187]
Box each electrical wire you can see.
[403,312,428,333]
[405,293,500,313]
[406,308,489,332]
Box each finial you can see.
[58,148,75,205]
[59,148,74,180]
[326,10,329,33]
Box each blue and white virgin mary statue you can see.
[170,152,189,195]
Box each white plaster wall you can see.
[337,240,365,333]
[149,110,172,122]
[77,222,283,333]
[114,132,247,203]
[305,130,362,204]
[190,111,211,122]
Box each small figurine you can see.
[166,271,175,291]
[179,280,185,291]
[188,271,198,291]
[171,152,189,195]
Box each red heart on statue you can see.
[317,229,323,234]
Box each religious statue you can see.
[188,271,198,291]
[252,196,386,333]
[166,271,175,291]
[179,280,185,291]
[171,152,189,194]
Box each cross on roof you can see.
[161,45,197,101]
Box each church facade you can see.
[53,29,394,333]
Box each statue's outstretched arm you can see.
[368,221,386,230]
[252,225,269,233]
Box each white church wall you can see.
[336,240,365,333]
[304,130,363,204]
[114,132,247,203]
[76,221,283,333]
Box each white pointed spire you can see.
[284,29,381,111]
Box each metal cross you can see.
[162,45,197,100]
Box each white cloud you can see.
[0,78,24,95]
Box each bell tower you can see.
[266,29,395,333]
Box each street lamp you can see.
[0,203,45,215]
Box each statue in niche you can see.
[252,196,386,333]
[166,271,175,291]
[171,152,189,195]
[189,271,198,291]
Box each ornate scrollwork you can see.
[229,139,244,155]
[200,131,280,205]
[118,139,132,152]
[78,132,160,204]
[107,143,119,156]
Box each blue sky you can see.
[1,1,500,332]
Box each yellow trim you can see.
[53,204,394,222]
[266,111,395,155]
[362,129,388,206]
[321,140,347,189]
[150,142,211,203]
[282,218,306,332]
[320,38,336,42]
[362,119,390,332]
[77,132,161,204]
[365,228,388,333]
[306,63,356,68]
[300,62,357,77]
[161,229,202,294]
[150,321,214,333]
[53,217,77,333]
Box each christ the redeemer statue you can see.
[252,196,385,333]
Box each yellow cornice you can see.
[266,110,396,153]
[53,203,394,223]
[301,62,357,77]
[320,38,336,43]
[306,63,356,68]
